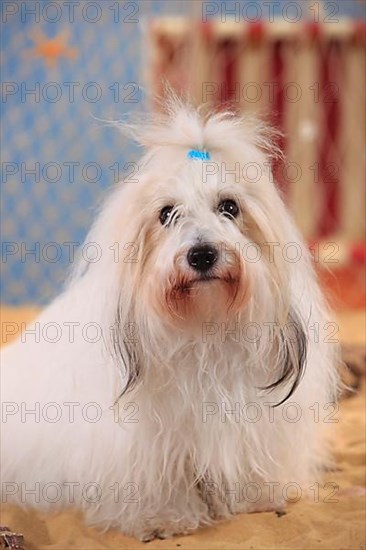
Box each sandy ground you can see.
[0,307,365,550]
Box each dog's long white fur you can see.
[1,102,339,540]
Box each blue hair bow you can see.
[187,149,211,161]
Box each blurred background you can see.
[1,0,365,307]
[1,6,365,548]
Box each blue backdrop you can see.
[1,1,364,305]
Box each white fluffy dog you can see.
[1,101,339,541]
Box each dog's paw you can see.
[136,520,198,542]
[247,498,286,514]
[139,530,159,543]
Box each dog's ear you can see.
[107,300,141,399]
[262,311,308,407]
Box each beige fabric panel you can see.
[285,39,321,238]
[238,38,271,115]
[340,42,366,239]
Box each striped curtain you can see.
[147,19,366,245]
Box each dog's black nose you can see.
[187,245,218,273]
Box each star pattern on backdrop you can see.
[25,28,78,68]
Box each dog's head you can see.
[110,104,294,331]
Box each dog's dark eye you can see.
[159,205,175,226]
[218,199,239,219]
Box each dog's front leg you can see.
[128,483,212,541]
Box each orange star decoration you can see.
[26,28,78,68]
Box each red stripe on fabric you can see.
[305,22,321,41]
[270,40,287,194]
[353,21,366,44]
[215,39,238,109]
[200,20,213,43]
[248,21,264,42]
[318,40,341,237]
[351,242,366,265]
